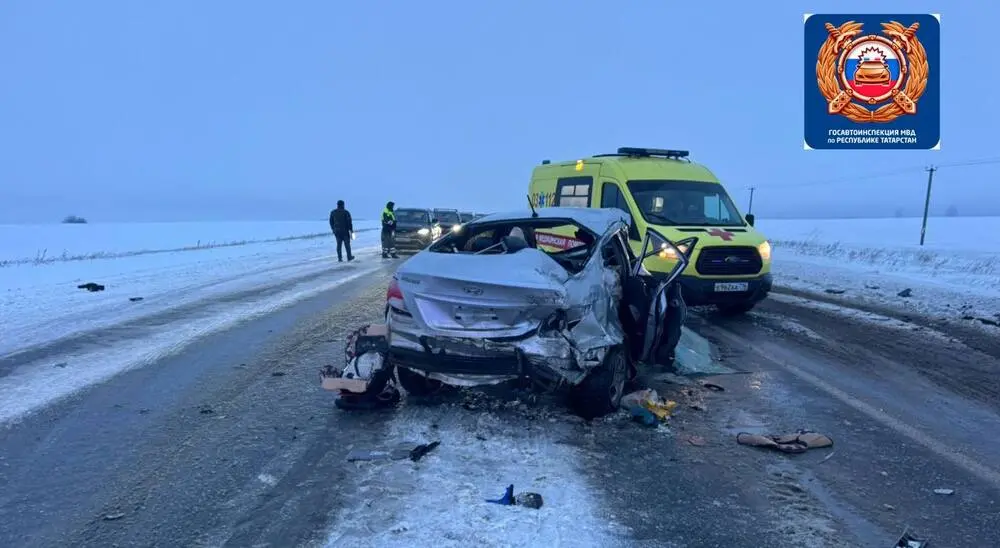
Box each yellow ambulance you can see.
[528,147,772,315]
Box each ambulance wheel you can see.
[716,302,755,316]
[570,346,627,420]
[397,367,444,398]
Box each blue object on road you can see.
[486,484,515,505]
[629,405,659,427]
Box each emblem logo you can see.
[817,20,929,123]
[724,255,743,264]
[462,286,483,296]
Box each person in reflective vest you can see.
[381,201,399,258]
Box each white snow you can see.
[757,217,1000,328]
[322,406,628,548]
[0,219,379,262]
[0,225,385,426]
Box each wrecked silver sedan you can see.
[384,207,691,417]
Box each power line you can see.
[759,157,1000,190]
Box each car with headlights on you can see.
[393,208,441,253]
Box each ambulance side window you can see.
[600,182,628,213]
[601,182,641,241]
[555,177,592,207]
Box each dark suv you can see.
[433,208,462,233]
[393,208,440,253]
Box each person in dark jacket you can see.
[329,200,355,262]
[381,201,398,258]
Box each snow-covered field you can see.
[0,219,379,264]
[758,216,1000,328]
[0,226,383,425]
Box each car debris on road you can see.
[320,324,400,410]
[736,430,834,454]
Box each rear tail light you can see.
[386,277,407,312]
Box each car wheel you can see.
[396,367,444,397]
[716,302,755,316]
[570,347,628,420]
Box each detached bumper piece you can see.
[321,323,400,410]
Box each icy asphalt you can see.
[1,262,998,547]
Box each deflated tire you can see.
[570,347,628,419]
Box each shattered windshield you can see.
[395,209,430,224]
[627,180,745,227]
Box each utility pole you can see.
[747,186,756,214]
[919,165,936,246]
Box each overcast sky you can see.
[1,1,996,223]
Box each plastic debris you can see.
[621,389,677,422]
[486,484,543,509]
[702,382,725,392]
[933,488,954,495]
[516,492,544,509]
[629,405,658,427]
[409,441,440,462]
[486,484,515,506]
[736,430,833,454]
[346,441,441,463]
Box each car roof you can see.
[472,207,629,235]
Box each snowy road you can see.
[1,267,998,547]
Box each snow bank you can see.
[758,217,1000,328]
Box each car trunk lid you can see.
[396,250,571,334]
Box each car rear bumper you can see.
[664,273,772,306]
[386,316,595,387]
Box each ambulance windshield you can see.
[626,180,745,227]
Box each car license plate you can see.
[714,282,749,292]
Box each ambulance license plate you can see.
[714,282,749,292]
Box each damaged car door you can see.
[626,227,691,366]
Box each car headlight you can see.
[758,241,772,261]
[452,224,462,233]
[417,228,430,236]
[658,242,689,259]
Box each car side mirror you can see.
[745,213,755,226]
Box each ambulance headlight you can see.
[417,228,431,236]
[757,241,772,261]
[658,242,689,259]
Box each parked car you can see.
[432,208,462,232]
[383,207,692,418]
[459,211,475,223]
[393,208,441,253]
